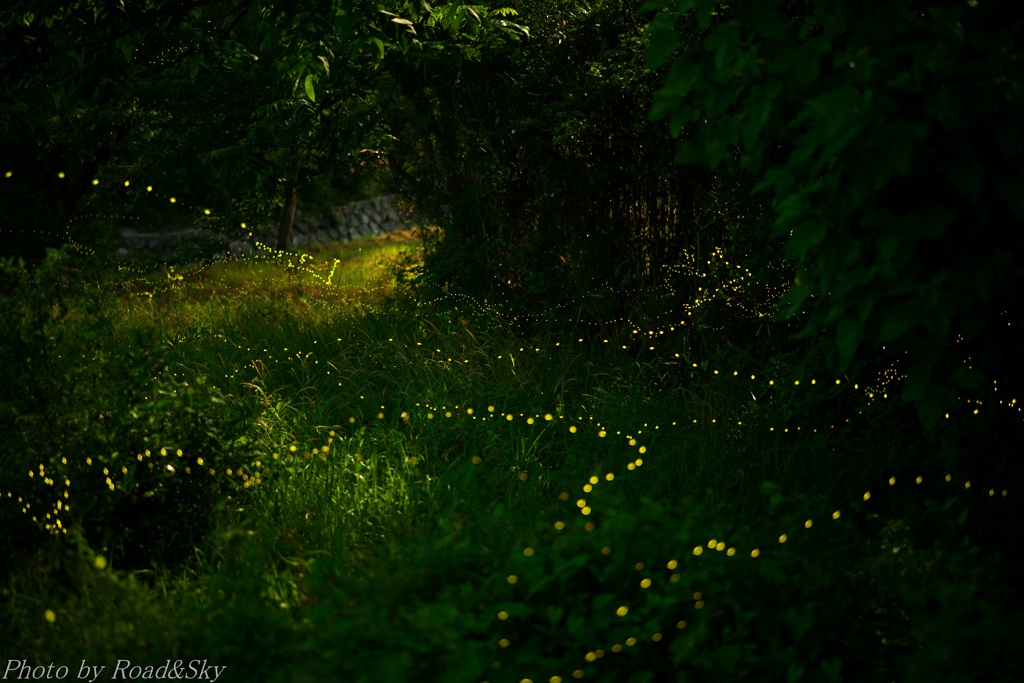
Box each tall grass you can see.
[1,227,1022,683]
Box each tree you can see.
[0,0,531,267]
[346,0,803,352]
[642,0,1024,435]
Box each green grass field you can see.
[1,226,1022,683]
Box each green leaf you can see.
[696,0,720,27]
[371,37,385,60]
[189,60,200,80]
[450,6,465,35]
[643,13,682,71]
[304,74,316,102]
[649,56,702,121]
[741,81,781,152]
[879,298,922,342]
[708,23,741,76]
[333,11,355,37]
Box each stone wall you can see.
[115,194,426,263]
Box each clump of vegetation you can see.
[1,220,1021,682]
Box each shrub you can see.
[0,249,260,576]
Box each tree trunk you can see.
[276,148,302,251]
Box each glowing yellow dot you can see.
[507,575,518,584]
[45,610,56,623]
[615,606,628,616]
[498,611,509,620]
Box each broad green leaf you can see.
[696,0,720,27]
[333,11,355,37]
[649,56,702,120]
[703,80,737,118]
[879,298,923,342]
[189,60,200,80]
[304,74,316,102]
[450,6,465,35]
[643,13,682,71]
[708,23,741,76]
[741,81,781,152]
[371,37,385,60]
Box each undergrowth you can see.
[1,232,1022,683]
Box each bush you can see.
[0,249,260,576]
[128,471,1022,683]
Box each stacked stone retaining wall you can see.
[115,194,425,264]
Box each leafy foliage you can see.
[642,0,1024,434]
[0,246,259,574]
